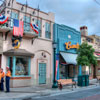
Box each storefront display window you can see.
[59,65,66,79]
[8,56,30,77]
[59,64,78,79]
[15,57,29,76]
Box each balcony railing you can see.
[0,17,38,38]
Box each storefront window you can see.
[8,56,30,77]
[59,65,66,79]
[15,57,29,76]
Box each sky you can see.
[16,0,100,35]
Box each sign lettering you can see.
[65,42,79,50]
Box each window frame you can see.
[10,12,19,28]
[45,22,51,39]
[24,16,31,32]
[35,19,42,37]
[7,56,31,77]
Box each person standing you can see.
[6,66,11,92]
[0,68,5,91]
[0,68,2,90]
[1,68,5,91]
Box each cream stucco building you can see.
[0,0,54,87]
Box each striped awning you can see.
[60,52,77,65]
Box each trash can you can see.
[78,75,86,86]
[85,75,89,86]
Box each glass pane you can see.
[45,22,51,39]
[59,65,66,79]
[24,23,30,31]
[24,16,30,31]
[24,16,30,22]
[35,19,41,29]
[15,57,29,76]
[45,32,51,39]
[48,23,50,32]
[10,12,18,27]
[38,29,41,37]
[10,19,13,28]
[9,57,13,76]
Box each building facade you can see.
[80,26,100,79]
[0,0,54,87]
[53,24,81,80]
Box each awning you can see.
[60,52,77,65]
[3,49,34,57]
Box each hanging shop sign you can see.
[12,19,23,49]
[65,42,79,50]
[0,14,8,24]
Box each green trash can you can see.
[78,75,86,86]
[85,75,89,86]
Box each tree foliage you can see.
[77,42,97,66]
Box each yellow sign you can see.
[65,42,79,50]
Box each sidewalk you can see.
[0,82,99,100]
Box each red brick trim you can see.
[11,77,31,80]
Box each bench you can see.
[57,79,76,89]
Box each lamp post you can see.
[52,42,58,88]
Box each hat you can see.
[6,66,9,69]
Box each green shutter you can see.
[48,23,50,32]
[45,22,51,39]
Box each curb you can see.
[0,84,99,100]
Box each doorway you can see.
[39,63,46,84]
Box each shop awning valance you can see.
[60,52,77,65]
[3,49,34,57]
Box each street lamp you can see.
[52,42,58,88]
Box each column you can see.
[13,56,16,77]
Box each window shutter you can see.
[48,23,50,32]
[45,22,48,31]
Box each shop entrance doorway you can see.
[39,63,46,84]
[59,54,78,79]
[59,64,77,79]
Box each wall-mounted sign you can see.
[12,39,21,49]
[65,42,79,50]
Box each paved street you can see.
[30,86,100,100]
